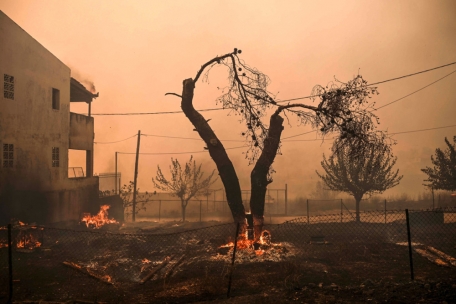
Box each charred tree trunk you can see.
[250,112,284,241]
[180,79,246,226]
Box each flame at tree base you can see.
[215,230,295,262]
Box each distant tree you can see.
[152,156,217,221]
[317,143,402,222]
[119,181,152,221]
[310,180,338,200]
[166,48,391,241]
[421,136,456,191]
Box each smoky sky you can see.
[2,0,456,199]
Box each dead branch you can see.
[414,248,449,267]
[427,246,456,266]
[140,255,174,285]
[63,261,114,285]
[165,92,182,98]
[164,253,186,279]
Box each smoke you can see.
[69,67,97,93]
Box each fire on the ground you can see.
[81,205,118,229]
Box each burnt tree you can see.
[317,143,402,222]
[167,48,390,240]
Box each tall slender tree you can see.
[166,48,391,240]
[317,143,402,222]
[422,136,456,191]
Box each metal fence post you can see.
[384,199,387,224]
[307,199,309,224]
[405,209,414,281]
[227,222,240,298]
[158,200,161,222]
[285,184,288,216]
[8,223,13,303]
[340,199,343,223]
[199,200,202,222]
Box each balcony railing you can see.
[68,167,85,178]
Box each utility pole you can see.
[132,130,141,222]
[115,152,118,194]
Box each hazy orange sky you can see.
[2,0,456,199]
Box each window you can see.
[52,88,60,110]
[3,74,14,100]
[52,147,60,167]
[2,143,14,168]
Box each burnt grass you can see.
[0,221,455,303]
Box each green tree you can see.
[421,136,456,191]
[317,143,402,222]
[152,156,217,221]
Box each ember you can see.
[81,205,118,229]
[17,232,42,250]
[216,229,295,262]
[14,221,44,251]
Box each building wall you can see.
[69,112,94,151]
[0,11,98,224]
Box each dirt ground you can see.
[1,219,455,303]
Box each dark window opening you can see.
[2,143,14,168]
[52,147,60,167]
[3,74,14,100]
[52,88,60,110]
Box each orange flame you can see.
[81,205,118,229]
[16,232,42,250]
[219,229,271,255]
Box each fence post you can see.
[227,222,240,298]
[158,200,161,222]
[199,200,202,222]
[306,199,309,224]
[340,199,343,223]
[384,199,387,224]
[8,223,13,303]
[285,184,288,216]
[405,209,414,281]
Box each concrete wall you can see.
[0,11,98,224]
[69,112,94,150]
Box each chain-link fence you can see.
[1,208,455,303]
[98,172,121,195]
[0,226,8,302]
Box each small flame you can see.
[81,205,118,229]
[16,232,42,250]
[218,229,272,252]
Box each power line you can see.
[374,69,456,110]
[94,134,137,144]
[91,108,221,116]
[117,145,246,156]
[282,130,316,140]
[91,60,456,116]
[94,70,454,145]
[115,124,456,154]
[141,133,244,142]
[283,124,456,142]
[369,61,456,86]
[389,124,456,135]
